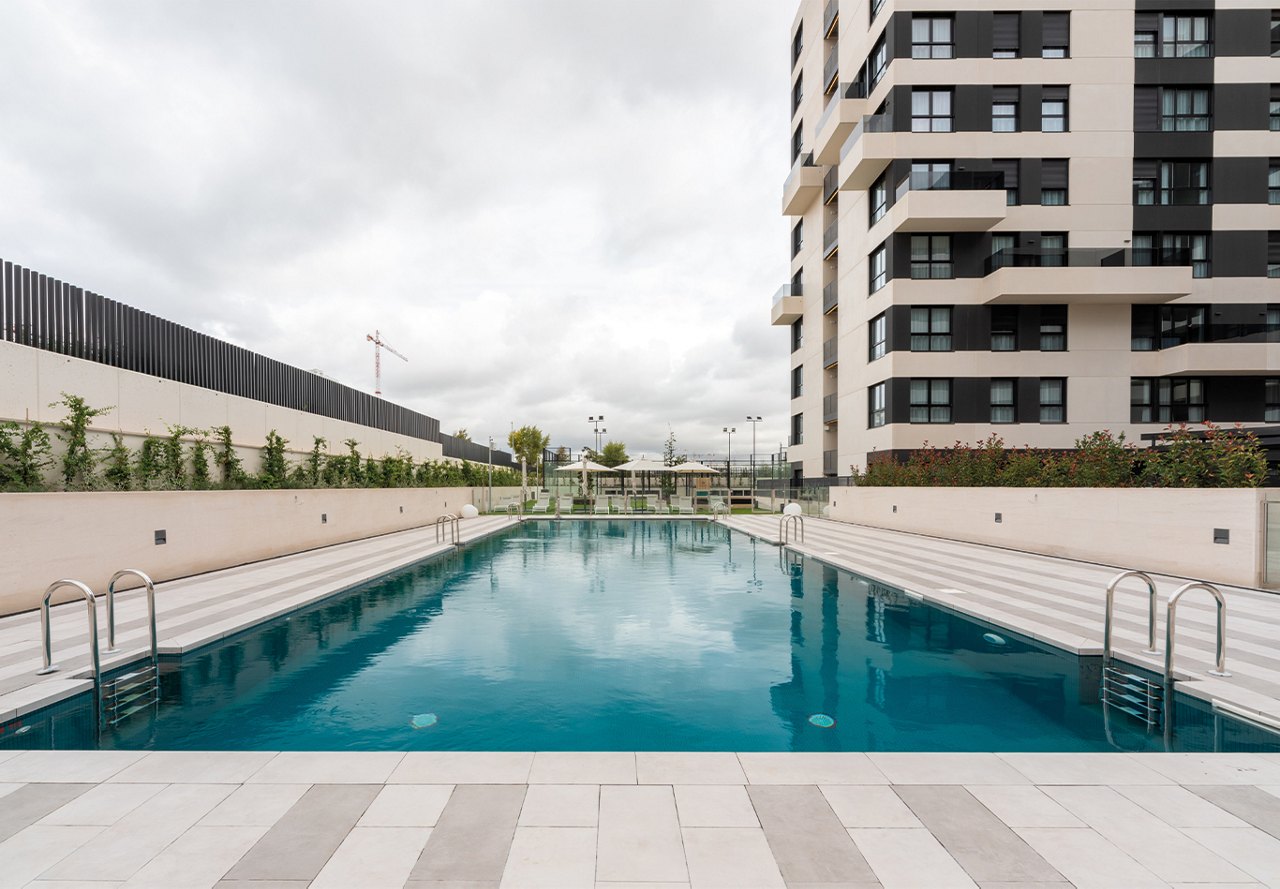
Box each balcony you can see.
[837,113,895,191]
[823,394,838,424]
[823,222,839,259]
[782,151,822,216]
[1131,342,1280,377]
[823,449,839,476]
[981,247,1196,305]
[822,337,838,368]
[881,171,1008,233]
[771,283,804,326]
[824,47,839,95]
[822,280,838,314]
[814,81,869,164]
[823,0,838,39]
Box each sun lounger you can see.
[557,496,574,514]
[530,497,550,514]
[675,497,695,514]
[593,497,610,514]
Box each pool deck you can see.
[4,515,1280,886]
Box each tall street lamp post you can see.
[487,436,493,513]
[746,416,762,511]
[588,415,606,453]
[723,426,735,502]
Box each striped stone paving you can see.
[0,750,1278,888]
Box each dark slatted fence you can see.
[0,258,513,467]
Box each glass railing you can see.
[823,222,839,256]
[823,166,839,202]
[783,151,818,194]
[983,246,1193,275]
[823,0,839,37]
[823,449,839,476]
[823,394,838,423]
[823,281,838,313]
[823,337,838,366]
[816,80,869,134]
[773,282,803,306]
[839,113,892,162]
[894,170,1006,201]
[824,47,839,90]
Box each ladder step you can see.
[107,696,158,725]
[1102,688,1161,713]
[103,666,158,691]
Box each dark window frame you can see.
[909,305,953,352]
[911,15,954,59]
[911,88,953,133]
[869,382,887,428]
[869,243,888,292]
[909,378,952,424]
[869,313,887,361]
[990,378,1017,424]
[909,234,953,280]
[1040,305,1068,351]
[1039,378,1067,423]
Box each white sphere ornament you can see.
[460,504,479,519]
[783,503,802,516]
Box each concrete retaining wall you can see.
[0,486,524,615]
[826,486,1279,589]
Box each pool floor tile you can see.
[595,785,688,884]
[409,784,526,883]
[893,785,1063,884]
[220,783,382,883]
[746,785,877,885]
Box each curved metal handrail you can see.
[434,513,461,543]
[1102,570,1159,668]
[37,579,100,680]
[106,569,158,666]
[780,514,805,544]
[1165,581,1231,683]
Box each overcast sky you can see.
[0,1,793,459]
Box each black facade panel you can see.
[1136,0,1213,9]
[1133,204,1214,231]
[956,84,992,132]
[888,305,911,353]
[1207,377,1265,423]
[1216,9,1272,56]
[888,376,912,426]
[1216,83,1269,130]
[890,12,912,62]
[1134,132,1214,158]
[1215,157,1270,204]
[1021,11,1043,59]
[1214,230,1269,277]
[1017,378,1042,423]
[952,233,988,278]
[954,11,984,59]
[1022,84,1044,132]
[952,305,987,352]
[1134,59,1214,85]
[952,378,988,424]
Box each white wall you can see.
[0,339,452,475]
[0,486,524,616]
[827,486,1277,589]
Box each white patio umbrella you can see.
[616,459,676,505]
[672,461,723,498]
[557,459,613,496]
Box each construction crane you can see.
[365,329,407,397]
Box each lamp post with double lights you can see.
[588,415,606,454]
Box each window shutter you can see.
[1042,12,1069,46]
[1133,159,1158,180]
[1134,87,1158,131]
[993,86,1019,104]
[1041,159,1068,189]
[991,159,1019,190]
[1135,13,1158,32]
[993,13,1019,50]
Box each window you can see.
[868,35,888,89]
[791,413,804,446]
[1041,159,1068,205]
[869,175,888,225]
[1134,232,1210,278]
[869,383,887,428]
[869,313,886,361]
[910,161,952,191]
[911,89,953,132]
[1270,232,1280,279]
[910,306,952,351]
[910,379,952,423]
[912,16,953,59]
[1273,12,1280,58]
[1267,379,1280,422]
[1040,306,1067,351]
[991,306,1018,351]
[1272,86,1280,131]
[990,234,1017,270]
[1161,88,1211,132]
[1134,160,1210,205]
[1131,378,1205,423]
[992,159,1019,205]
[993,12,1020,58]
[1039,379,1066,423]
[1132,305,1207,351]
[992,88,1019,132]
[1134,29,1156,58]
[1270,160,1279,205]
[791,220,803,257]
[869,243,888,292]
[990,380,1016,424]
[910,235,953,279]
[792,24,803,66]
[1161,15,1212,58]
[870,0,885,23]
[791,318,804,353]
[791,125,803,164]
[792,74,803,115]
[1042,12,1070,58]
[1041,89,1068,132]
[1039,233,1067,268]
[791,365,804,399]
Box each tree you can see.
[508,425,551,483]
[453,429,471,442]
[598,441,628,468]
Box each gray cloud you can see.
[0,0,793,457]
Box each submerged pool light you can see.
[982,632,1007,647]
[410,713,439,729]
[808,713,835,728]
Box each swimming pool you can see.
[3,520,1277,752]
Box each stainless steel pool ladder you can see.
[710,500,728,522]
[435,513,461,543]
[37,579,101,678]
[102,570,161,725]
[780,514,804,544]
[1165,581,1231,683]
[506,502,521,520]
[1100,571,1162,729]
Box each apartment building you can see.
[775,0,1280,482]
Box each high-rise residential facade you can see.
[776,0,1280,483]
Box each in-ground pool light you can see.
[808,714,835,728]
[410,713,438,729]
[982,632,1007,646]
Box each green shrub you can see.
[51,393,114,489]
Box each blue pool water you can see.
[5,521,1277,752]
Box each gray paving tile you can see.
[403,882,499,889]
[746,785,877,884]
[408,783,525,883]
[0,783,91,842]
[214,882,310,889]
[1190,785,1280,839]
[894,785,1063,884]
[220,783,381,882]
